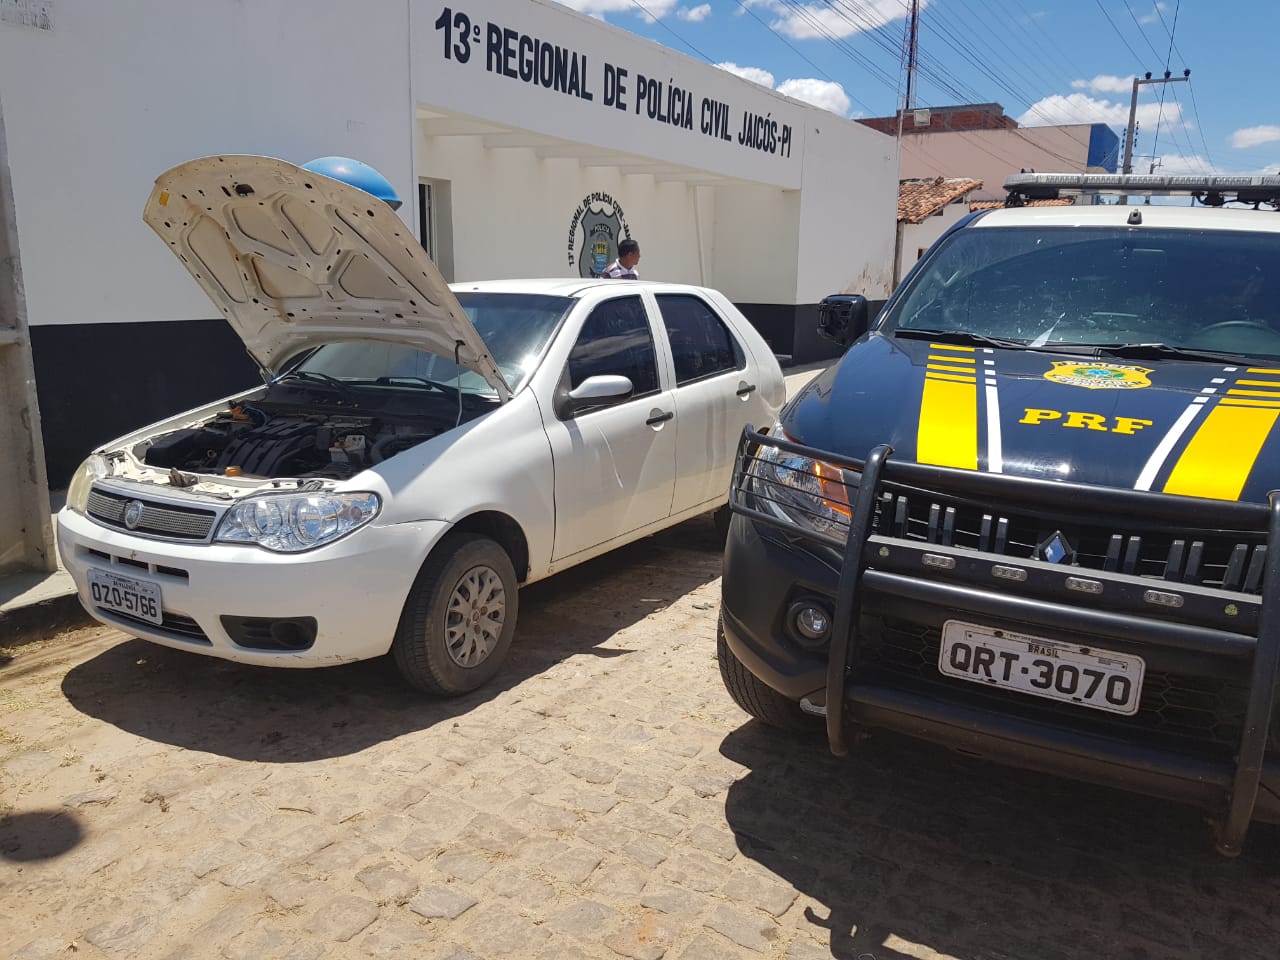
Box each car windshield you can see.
[886,226,1280,357]
[289,292,574,394]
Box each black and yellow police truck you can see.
[719,173,1280,854]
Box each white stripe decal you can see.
[982,350,1002,473]
[1134,401,1206,490]
[985,382,1003,473]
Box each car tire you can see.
[717,615,817,732]
[392,533,518,696]
[713,504,733,541]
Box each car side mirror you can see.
[560,374,634,417]
[817,294,870,347]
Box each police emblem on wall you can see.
[566,192,631,278]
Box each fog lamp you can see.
[788,599,832,648]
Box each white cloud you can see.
[677,3,711,21]
[554,0,679,21]
[1017,93,1184,131]
[758,0,917,41]
[715,61,776,88]
[716,62,851,116]
[1138,2,1167,25]
[776,78,852,117]
[1232,125,1280,149]
[1070,75,1135,94]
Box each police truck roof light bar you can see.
[1003,173,1280,209]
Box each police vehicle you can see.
[719,173,1280,854]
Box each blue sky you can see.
[553,0,1278,176]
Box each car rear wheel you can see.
[717,616,817,732]
[392,533,518,696]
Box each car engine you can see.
[132,380,494,480]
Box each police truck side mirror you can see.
[817,295,869,347]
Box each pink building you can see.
[861,104,1120,202]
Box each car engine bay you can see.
[130,378,497,481]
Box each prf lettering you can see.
[1019,409,1154,435]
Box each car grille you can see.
[871,490,1268,594]
[87,488,217,541]
[103,609,211,645]
[863,614,1251,755]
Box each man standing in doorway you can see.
[603,238,641,279]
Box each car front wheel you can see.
[392,533,518,695]
[717,616,818,732]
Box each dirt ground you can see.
[3,516,1280,960]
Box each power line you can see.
[758,0,1050,172]
[1149,0,1183,164]
[1092,0,1145,65]
[1120,0,1166,63]
[1182,79,1218,171]
[730,0,879,115]
[626,0,715,64]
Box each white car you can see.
[56,155,785,695]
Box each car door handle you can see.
[736,383,757,397]
[646,410,674,426]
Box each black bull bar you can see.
[727,425,1280,855]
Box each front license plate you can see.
[87,568,162,625]
[938,620,1145,716]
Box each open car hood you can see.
[143,155,510,400]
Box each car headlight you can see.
[750,430,857,538]
[214,491,381,552]
[66,454,111,515]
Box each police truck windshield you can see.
[888,227,1280,357]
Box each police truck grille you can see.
[872,491,1268,594]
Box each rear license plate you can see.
[87,568,162,625]
[938,620,1145,716]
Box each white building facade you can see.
[1,0,898,482]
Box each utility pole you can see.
[1122,69,1190,176]
[904,0,919,113]
[897,0,920,143]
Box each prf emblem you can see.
[1044,362,1153,390]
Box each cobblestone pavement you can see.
[2,516,1280,960]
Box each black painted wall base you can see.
[31,302,879,485]
[31,320,260,486]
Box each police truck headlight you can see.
[215,492,381,552]
[750,430,857,538]
[66,455,111,515]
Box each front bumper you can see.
[57,507,448,666]
[721,427,1280,853]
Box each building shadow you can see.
[720,721,1280,960]
[58,516,726,763]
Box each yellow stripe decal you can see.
[1164,404,1279,500]
[918,373,979,469]
[927,363,980,375]
[1227,388,1280,398]
[929,343,976,353]
[927,354,975,364]
[1220,398,1280,408]
[1246,367,1280,375]
[1233,379,1280,388]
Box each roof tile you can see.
[898,177,984,223]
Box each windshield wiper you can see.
[1092,342,1252,363]
[275,370,356,396]
[892,329,1029,349]
[362,375,458,394]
